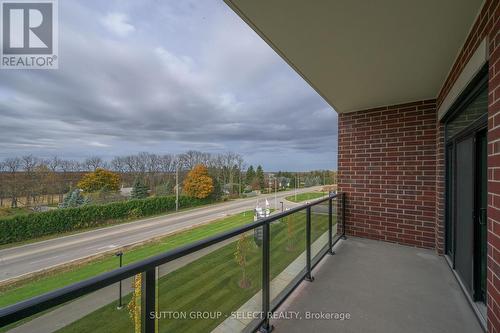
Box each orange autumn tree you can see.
[77,168,121,193]
[183,164,214,199]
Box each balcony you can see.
[272,237,482,333]
[0,193,483,333]
[0,194,341,333]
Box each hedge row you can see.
[0,196,214,245]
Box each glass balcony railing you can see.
[0,193,346,333]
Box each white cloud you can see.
[88,141,111,148]
[100,13,135,37]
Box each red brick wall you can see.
[489,45,500,331]
[338,100,437,249]
[434,0,499,331]
[487,2,500,332]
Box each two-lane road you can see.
[0,187,323,283]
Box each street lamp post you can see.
[176,166,179,212]
[115,251,123,309]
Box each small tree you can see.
[131,178,149,199]
[234,233,252,288]
[183,164,214,199]
[77,168,121,193]
[60,189,89,208]
[127,274,142,333]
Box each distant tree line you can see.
[0,151,336,209]
[243,167,337,193]
[0,151,246,208]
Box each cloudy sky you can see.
[0,0,337,171]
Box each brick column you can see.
[338,100,437,249]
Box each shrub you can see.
[0,195,214,245]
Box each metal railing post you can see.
[259,222,274,332]
[305,206,314,282]
[142,269,156,333]
[328,198,334,255]
[115,252,123,309]
[342,193,347,240]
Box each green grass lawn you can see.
[0,211,258,308]
[54,210,333,333]
[285,191,327,203]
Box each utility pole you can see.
[176,166,179,212]
[274,177,277,210]
[295,173,298,201]
[239,168,242,198]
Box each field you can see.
[285,191,327,203]
[0,207,32,218]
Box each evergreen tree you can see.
[131,178,149,199]
[211,177,223,200]
[61,189,89,208]
[256,165,265,190]
[245,165,255,185]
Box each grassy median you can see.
[285,191,327,203]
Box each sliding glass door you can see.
[475,129,487,303]
[444,75,488,306]
[454,134,475,295]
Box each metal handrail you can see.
[0,192,346,331]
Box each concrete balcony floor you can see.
[272,237,483,333]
